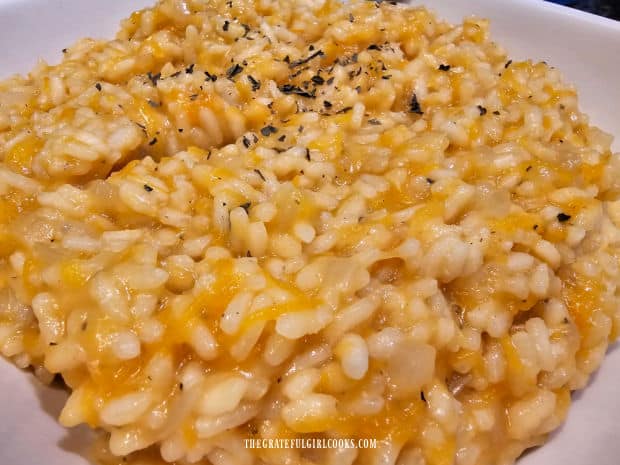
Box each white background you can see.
[0,1,619,464]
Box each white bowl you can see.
[0,1,619,464]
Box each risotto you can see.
[1,1,619,464]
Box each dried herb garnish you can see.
[278,84,316,98]
[227,63,244,79]
[477,105,487,116]
[289,50,324,68]
[410,93,423,114]
[254,169,266,181]
[147,72,161,86]
[557,213,571,222]
[261,125,278,136]
[438,64,451,71]
[204,71,217,82]
[144,184,154,192]
[185,63,195,74]
[247,75,261,91]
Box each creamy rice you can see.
[1,1,619,465]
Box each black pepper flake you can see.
[207,150,212,160]
[526,165,532,172]
[349,13,354,22]
[533,224,539,230]
[305,148,311,161]
[223,20,230,31]
[189,94,199,101]
[261,125,278,136]
[204,71,218,82]
[254,168,266,181]
[355,85,362,93]
[49,342,58,346]
[381,75,392,80]
[81,321,88,331]
[179,383,184,391]
[477,105,487,116]
[185,63,195,74]
[144,184,154,192]
[326,77,335,85]
[289,50,324,68]
[178,128,184,133]
[311,75,325,85]
[368,118,381,125]
[62,48,68,53]
[278,134,286,142]
[278,84,316,98]
[283,55,290,63]
[227,63,244,79]
[147,100,160,108]
[336,106,352,114]
[420,391,426,402]
[438,64,451,71]
[170,70,182,78]
[277,377,282,384]
[493,110,501,115]
[242,136,251,148]
[409,93,423,115]
[504,59,513,69]
[323,100,333,108]
[247,75,261,91]
[240,202,251,212]
[148,138,158,146]
[557,213,571,223]
[95,83,102,91]
[367,44,381,51]
[426,177,435,184]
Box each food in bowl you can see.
[0,1,618,464]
